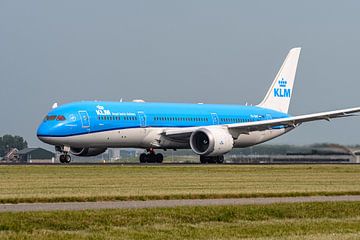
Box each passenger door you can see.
[211,113,219,125]
[138,111,146,127]
[78,111,90,129]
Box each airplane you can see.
[37,48,360,163]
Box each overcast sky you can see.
[1,0,360,148]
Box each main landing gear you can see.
[139,149,164,163]
[59,154,71,164]
[200,155,224,164]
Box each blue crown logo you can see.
[278,78,287,88]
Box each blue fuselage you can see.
[37,101,289,138]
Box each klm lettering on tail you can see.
[274,78,291,98]
[274,88,291,97]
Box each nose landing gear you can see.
[56,146,72,164]
[59,154,71,164]
[139,149,163,163]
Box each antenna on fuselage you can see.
[132,99,145,103]
[52,102,58,109]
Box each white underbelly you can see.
[233,128,291,148]
[41,128,148,148]
[40,127,294,150]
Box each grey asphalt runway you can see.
[1,195,360,212]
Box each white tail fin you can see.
[257,48,301,113]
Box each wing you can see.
[162,107,360,141]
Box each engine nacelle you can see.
[70,147,107,157]
[190,128,234,156]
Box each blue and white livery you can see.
[37,48,360,163]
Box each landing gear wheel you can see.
[200,156,207,164]
[139,150,164,164]
[59,154,66,163]
[59,154,71,164]
[65,155,71,163]
[200,156,224,164]
[155,153,163,163]
[140,153,147,163]
[216,156,224,164]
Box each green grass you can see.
[1,202,360,239]
[1,165,360,203]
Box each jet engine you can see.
[70,147,107,156]
[190,128,234,156]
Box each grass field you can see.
[1,165,360,203]
[1,201,360,239]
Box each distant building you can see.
[120,149,136,158]
[3,148,19,162]
[287,144,360,163]
[18,148,55,163]
[230,144,360,164]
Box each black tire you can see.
[155,153,163,163]
[65,155,71,164]
[139,153,147,163]
[200,156,207,164]
[59,155,66,163]
[216,156,224,164]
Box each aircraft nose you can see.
[37,112,69,144]
[37,122,60,145]
[37,120,60,139]
[37,123,46,137]
[37,123,49,141]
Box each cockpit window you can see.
[47,115,57,121]
[43,115,66,122]
[56,115,66,121]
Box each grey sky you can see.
[1,0,359,148]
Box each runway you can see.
[1,195,360,212]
